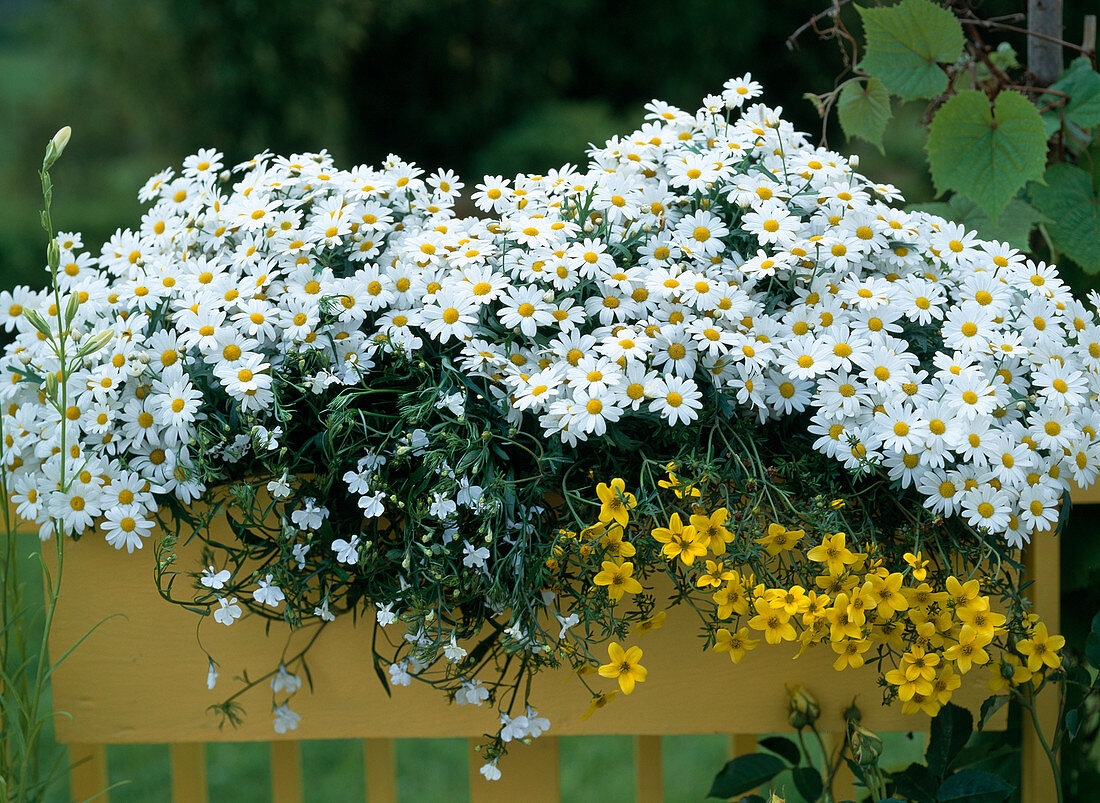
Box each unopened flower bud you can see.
[849,724,882,768]
[787,685,820,729]
[43,125,72,170]
[47,239,61,271]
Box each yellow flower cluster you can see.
[578,475,1066,718]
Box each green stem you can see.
[1023,688,1065,803]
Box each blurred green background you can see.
[5,0,1100,799]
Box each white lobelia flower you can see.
[272,704,301,734]
[201,566,232,589]
[331,535,361,565]
[213,597,242,626]
[206,659,218,690]
[271,664,303,694]
[252,575,285,608]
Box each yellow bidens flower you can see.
[596,477,636,527]
[580,691,618,720]
[713,626,760,664]
[598,641,647,694]
[1016,622,1065,672]
[690,508,734,554]
[651,512,706,565]
[593,560,642,602]
[756,522,805,556]
[807,532,859,575]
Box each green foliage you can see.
[856,0,964,101]
[883,703,1015,803]
[933,769,1013,802]
[1045,57,1100,131]
[909,196,1042,251]
[925,703,973,779]
[707,753,786,799]
[1029,164,1100,273]
[837,76,891,152]
[926,89,1047,220]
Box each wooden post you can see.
[1029,0,1065,85]
[1021,525,1061,802]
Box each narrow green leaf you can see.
[837,77,892,152]
[926,702,973,779]
[758,735,801,765]
[926,89,1047,220]
[935,768,1013,802]
[1028,164,1100,273]
[707,754,785,799]
[857,0,964,100]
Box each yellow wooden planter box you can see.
[44,484,1097,802]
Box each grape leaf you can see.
[857,0,964,101]
[1043,57,1100,130]
[837,77,892,152]
[1029,164,1100,273]
[926,89,1047,220]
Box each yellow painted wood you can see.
[169,743,207,803]
[821,732,855,802]
[730,733,757,757]
[44,519,999,744]
[635,735,663,803]
[1021,522,1061,803]
[269,741,302,803]
[363,739,397,803]
[468,736,559,802]
[68,742,108,803]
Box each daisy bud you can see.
[43,125,71,170]
[219,170,231,182]
[47,239,61,271]
[63,293,80,326]
[23,309,52,337]
[849,154,860,168]
[43,372,58,401]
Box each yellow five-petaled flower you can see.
[593,560,642,602]
[598,641,647,694]
[596,478,636,527]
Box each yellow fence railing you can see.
[40,482,1100,802]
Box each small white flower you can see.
[462,541,490,569]
[480,760,501,781]
[443,636,467,662]
[252,575,285,608]
[388,661,412,687]
[206,660,218,690]
[201,566,231,590]
[267,472,293,499]
[273,704,301,734]
[213,597,242,626]
[332,535,361,564]
[429,493,457,519]
[271,664,302,694]
[376,602,397,626]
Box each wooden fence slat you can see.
[269,741,302,803]
[169,743,207,803]
[1022,526,1061,803]
[821,732,855,801]
[69,743,108,803]
[730,733,757,757]
[635,735,663,803]
[363,738,397,803]
[468,736,560,803]
[168,739,206,796]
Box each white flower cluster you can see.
[3,74,1099,552]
